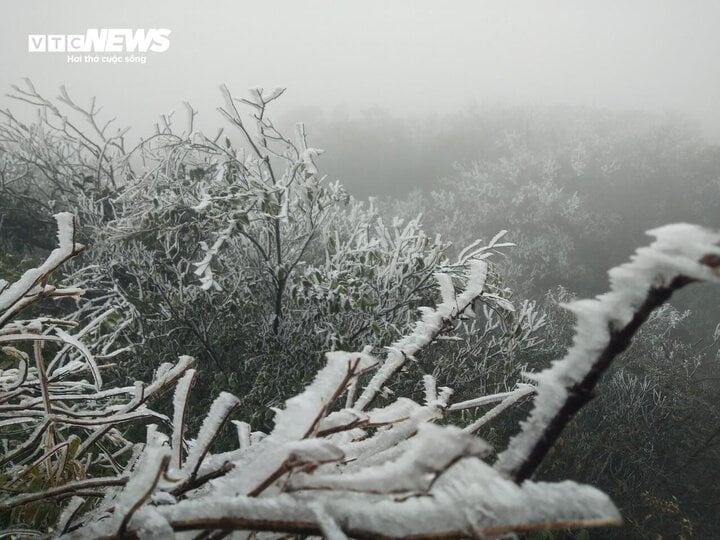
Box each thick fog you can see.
[2,1,720,140]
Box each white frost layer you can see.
[182,392,239,476]
[496,223,720,476]
[289,423,490,493]
[171,369,196,471]
[354,259,488,411]
[0,213,81,313]
[153,457,619,537]
[273,350,379,440]
[213,350,378,496]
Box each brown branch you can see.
[510,274,706,483]
[0,476,127,513]
[117,454,170,536]
[171,461,235,499]
[105,515,621,540]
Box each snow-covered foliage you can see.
[0,213,641,537]
[48,87,534,432]
[2,86,719,538]
[57,245,621,538]
[4,213,720,537]
[0,215,194,531]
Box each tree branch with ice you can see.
[495,224,720,482]
[0,215,195,528]
[5,218,719,538]
[58,237,624,538]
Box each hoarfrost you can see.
[496,224,720,477]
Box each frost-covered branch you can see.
[352,259,489,411]
[0,216,195,530]
[495,224,720,482]
[0,212,83,327]
[60,251,625,539]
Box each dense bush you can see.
[2,82,720,537]
[3,212,718,537]
[37,86,529,431]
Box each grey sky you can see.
[2,0,720,138]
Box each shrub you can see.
[1,214,718,538]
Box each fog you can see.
[2,0,720,142]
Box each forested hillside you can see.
[0,82,718,538]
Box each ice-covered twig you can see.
[76,356,195,459]
[448,383,535,412]
[0,476,128,514]
[0,213,83,326]
[288,423,490,493]
[495,224,720,482]
[353,259,489,411]
[182,391,240,479]
[463,384,535,434]
[170,369,197,471]
[212,350,378,498]
[114,447,171,536]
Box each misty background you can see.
[3,1,720,205]
[3,0,720,153]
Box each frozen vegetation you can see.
[0,83,719,538]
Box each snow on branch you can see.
[0,212,83,327]
[11,217,718,538]
[181,391,240,479]
[144,468,617,539]
[352,259,489,411]
[60,253,625,538]
[0,216,195,526]
[495,223,720,482]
